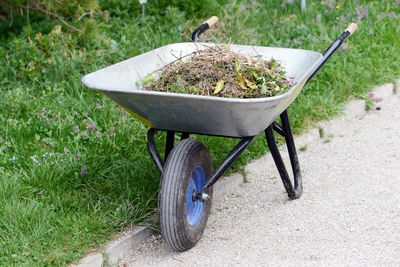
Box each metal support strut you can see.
[146,128,256,188]
[146,128,163,173]
[265,110,302,199]
[146,110,302,200]
[147,129,191,174]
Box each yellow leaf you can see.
[245,79,257,89]
[213,80,224,95]
[234,58,247,89]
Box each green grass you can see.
[1,0,399,265]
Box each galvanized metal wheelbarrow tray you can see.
[82,42,320,138]
[82,17,357,252]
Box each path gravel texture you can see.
[120,83,400,266]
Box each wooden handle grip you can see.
[204,16,218,27]
[345,23,358,36]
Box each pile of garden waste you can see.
[141,45,294,98]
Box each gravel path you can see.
[120,83,400,266]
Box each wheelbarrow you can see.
[82,17,357,251]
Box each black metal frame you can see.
[191,22,210,42]
[265,111,302,199]
[146,109,302,200]
[145,23,355,201]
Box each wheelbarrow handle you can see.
[191,16,219,42]
[305,23,358,86]
[345,23,358,36]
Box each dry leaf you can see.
[213,80,224,95]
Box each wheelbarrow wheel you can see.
[159,138,213,251]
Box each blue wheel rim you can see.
[186,165,205,227]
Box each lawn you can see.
[0,0,399,265]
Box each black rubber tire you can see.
[158,138,213,252]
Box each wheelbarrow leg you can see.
[265,110,302,199]
[181,132,190,140]
[165,131,175,160]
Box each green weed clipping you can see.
[141,46,293,98]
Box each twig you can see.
[77,12,90,21]
[21,2,83,33]
[9,4,13,27]
[170,53,183,63]
[27,0,30,25]
[36,4,83,33]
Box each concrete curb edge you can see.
[75,173,244,266]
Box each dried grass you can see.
[142,45,294,98]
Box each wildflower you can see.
[390,12,398,19]
[69,116,74,120]
[336,3,340,8]
[92,123,96,131]
[38,190,47,195]
[50,142,54,148]
[81,166,87,176]
[74,125,80,132]
[341,44,348,51]
[369,30,373,35]
[76,153,81,161]
[368,92,374,98]
[83,131,88,138]
[30,155,40,164]
[64,147,69,153]
[316,13,322,22]
[88,124,92,131]
[275,68,282,73]
[356,6,369,21]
